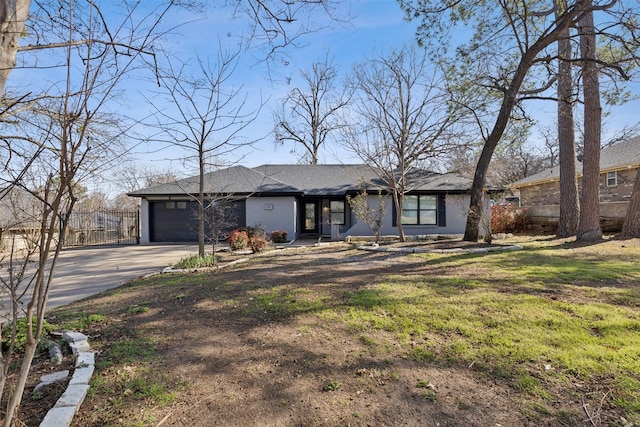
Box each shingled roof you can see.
[512,136,640,187]
[128,164,472,197]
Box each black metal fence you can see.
[63,209,139,248]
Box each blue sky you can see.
[8,0,640,194]
[129,0,424,173]
[116,0,640,176]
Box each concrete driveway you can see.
[45,244,200,310]
[0,244,199,316]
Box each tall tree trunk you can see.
[556,0,580,238]
[462,1,592,241]
[621,169,640,237]
[393,190,405,242]
[577,5,602,242]
[0,0,31,94]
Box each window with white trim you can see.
[606,171,617,187]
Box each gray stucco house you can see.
[128,164,478,243]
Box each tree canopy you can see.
[399,0,640,241]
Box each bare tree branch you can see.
[274,53,351,164]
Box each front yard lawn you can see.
[42,236,640,426]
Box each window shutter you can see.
[437,194,446,226]
[392,201,397,227]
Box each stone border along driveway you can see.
[37,240,522,426]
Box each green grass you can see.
[88,366,182,424]
[174,254,217,269]
[2,318,57,352]
[51,310,107,331]
[99,336,158,367]
[330,238,640,414]
[248,286,331,317]
[238,239,640,416]
[85,332,181,425]
[128,305,150,314]
[339,277,640,399]
[322,379,341,392]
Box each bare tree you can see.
[147,47,262,257]
[345,44,462,241]
[230,0,344,68]
[446,128,553,191]
[0,1,176,422]
[113,165,180,209]
[274,54,350,164]
[536,126,561,169]
[205,195,241,260]
[0,0,346,420]
[346,187,385,243]
[117,165,180,193]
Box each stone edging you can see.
[159,256,251,274]
[40,331,95,427]
[356,243,523,254]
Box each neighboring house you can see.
[128,164,483,243]
[0,186,43,232]
[0,186,43,251]
[511,136,640,232]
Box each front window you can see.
[606,171,617,187]
[401,195,437,225]
[330,200,345,225]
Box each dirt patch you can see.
[4,345,76,426]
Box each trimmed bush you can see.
[227,229,249,251]
[270,230,288,243]
[491,204,529,234]
[242,225,267,239]
[250,237,267,253]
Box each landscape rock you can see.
[49,342,63,365]
[34,370,69,391]
[68,340,91,355]
[63,331,88,343]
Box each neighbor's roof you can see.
[512,136,640,188]
[128,164,473,197]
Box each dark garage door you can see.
[149,200,246,242]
